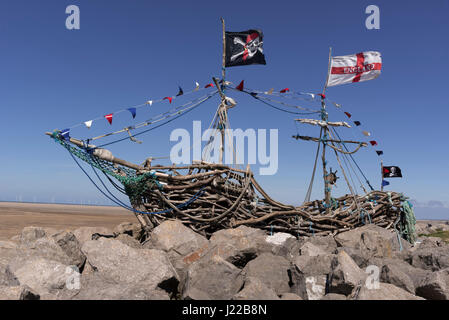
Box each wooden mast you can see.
[322,47,333,214]
[217,18,226,164]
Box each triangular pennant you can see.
[334,102,342,108]
[163,97,173,103]
[362,131,371,137]
[265,88,274,95]
[105,114,113,125]
[194,82,200,91]
[309,93,315,99]
[84,120,93,129]
[146,100,153,106]
[318,93,326,99]
[176,86,184,96]
[382,180,390,187]
[127,108,136,119]
[60,128,70,141]
[369,140,378,146]
[375,150,383,156]
[353,121,361,126]
[204,83,214,88]
[344,112,352,118]
[280,88,289,93]
[236,80,244,91]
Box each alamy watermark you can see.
[365,5,380,30]
[169,121,278,175]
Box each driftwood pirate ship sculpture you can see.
[46,19,416,243]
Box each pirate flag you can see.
[383,166,402,178]
[225,30,266,67]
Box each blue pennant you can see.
[60,128,70,141]
[382,179,390,187]
[127,108,137,119]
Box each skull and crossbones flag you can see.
[382,166,402,178]
[327,51,382,87]
[225,30,266,67]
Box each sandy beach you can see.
[0,202,135,240]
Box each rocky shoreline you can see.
[0,220,448,300]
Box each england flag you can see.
[327,51,382,87]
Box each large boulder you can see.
[0,265,19,287]
[264,232,301,261]
[335,225,410,262]
[356,283,424,300]
[73,226,113,246]
[113,222,144,241]
[182,255,244,300]
[242,253,291,296]
[208,226,266,267]
[294,254,335,276]
[232,277,280,300]
[0,285,40,300]
[71,273,170,300]
[416,268,449,300]
[81,238,179,295]
[328,251,367,295]
[20,226,46,244]
[11,257,70,296]
[405,247,449,271]
[115,234,142,249]
[52,231,86,268]
[300,235,337,255]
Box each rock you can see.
[299,242,328,257]
[406,247,449,271]
[52,231,86,268]
[209,226,265,267]
[18,236,75,266]
[20,226,46,244]
[71,273,170,300]
[379,261,416,294]
[335,225,410,262]
[115,234,142,249]
[73,227,113,245]
[0,266,19,286]
[356,283,424,300]
[304,275,327,300]
[233,277,280,300]
[149,220,209,260]
[113,222,144,241]
[0,285,40,300]
[12,257,69,295]
[81,238,179,295]
[416,268,449,300]
[321,293,346,300]
[328,251,367,295]
[301,235,337,255]
[183,255,244,300]
[280,292,303,300]
[264,233,300,261]
[294,254,335,276]
[242,253,291,296]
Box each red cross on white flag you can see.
[326,51,382,87]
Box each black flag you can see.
[383,166,402,178]
[225,30,266,67]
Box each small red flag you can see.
[369,140,378,146]
[104,113,113,125]
[344,112,352,118]
[236,80,244,91]
[318,93,326,99]
[280,88,289,93]
[163,97,172,103]
[204,83,214,88]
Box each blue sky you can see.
[0,0,448,219]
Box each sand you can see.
[0,202,135,240]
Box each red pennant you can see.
[104,113,113,125]
[163,97,172,103]
[204,83,214,88]
[344,112,352,118]
[280,88,289,93]
[369,140,378,146]
[318,93,326,99]
[236,80,244,91]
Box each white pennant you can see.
[146,100,153,106]
[362,131,371,137]
[194,82,200,91]
[84,120,93,129]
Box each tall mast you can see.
[322,47,332,214]
[216,18,227,164]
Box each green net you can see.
[52,133,161,202]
